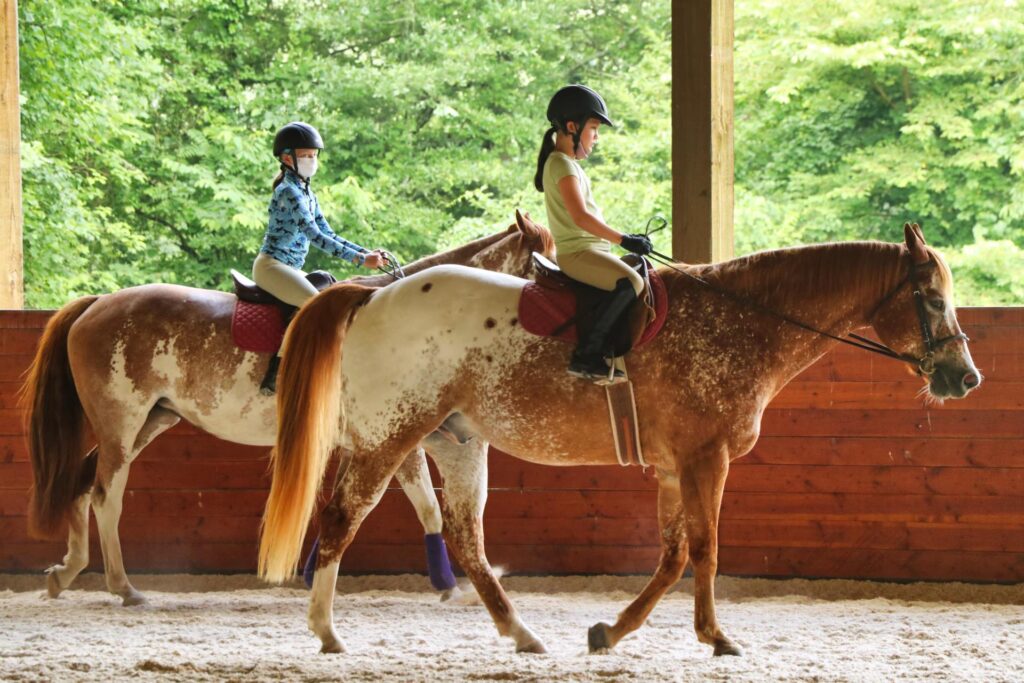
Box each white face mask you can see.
[296,156,318,179]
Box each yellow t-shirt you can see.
[543,152,609,255]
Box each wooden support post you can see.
[672,0,734,264]
[1,0,23,308]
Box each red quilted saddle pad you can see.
[231,300,284,353]
[517,269,668,349]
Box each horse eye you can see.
[928,298,945,313]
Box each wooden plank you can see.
[727,464,1024,497]
[5,488,1019,526]
[0,433,269,463]
[744,436,1024,468]
[718,491,1024,524]
[761,408,1024,439]
[0,328,39,355]
[770,380,1024,411]
[0,310,50,329]
[718,519,1024,553]
[0,354,32,382]
[1,0,23,309]
[718,546,1024,582]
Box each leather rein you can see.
[646,250,968,377]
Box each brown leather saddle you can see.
[521,253,665,357]
[228,269,337,354]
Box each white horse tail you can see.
[22,295,100,539]
[258,283,375,583]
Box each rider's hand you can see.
[361,250,384,269]
[619,233,653,256]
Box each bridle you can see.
[646,249,968,377]
[854,256,969,375]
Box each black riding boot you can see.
[259,306,297,396]
[259,354,282,396]
[568,278,637,381]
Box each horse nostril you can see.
[962,371,981,389]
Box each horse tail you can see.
[259,283,375,583]
[21,295,100,540]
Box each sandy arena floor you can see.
[1,573,1021,682]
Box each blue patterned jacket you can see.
[259,170,366,268]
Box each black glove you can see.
[619,233,653,256]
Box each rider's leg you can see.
[557,249,644,379]
[251,253,318,395]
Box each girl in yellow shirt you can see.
[535,85,652,380]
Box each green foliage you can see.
[19,0,670,306]
[19,0,1021,306]
[735,0,1024,302]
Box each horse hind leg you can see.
[425,433,546,654]
[46,471,94,598]
[307,438,422,654]
[588,469,689,652]
[393,446,459,599]
[91,405,180,606]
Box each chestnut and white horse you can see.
[259,224,980,655]
[22,214,554,605]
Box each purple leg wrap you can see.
[424,533,457,590]
[303,536,320,589]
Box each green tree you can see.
[19,0,671,307]
[735,0,1024,303]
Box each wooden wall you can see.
[1,308,1021,581]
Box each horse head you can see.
[869,223,982,400]
[466,209,555,279]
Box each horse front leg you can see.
[393,446,458,598]
[425,434,546,654]
[588,468,689,652]
[679,443,741,656]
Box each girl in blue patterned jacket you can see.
[253,121,383,307]
[254,122,382,394]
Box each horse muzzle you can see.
[927,361,983,399]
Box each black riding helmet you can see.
[273,121,324,159]
[546,85,613,155]
[546,84,613,127]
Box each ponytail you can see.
[271,167,286,190]
[533,126,558,192]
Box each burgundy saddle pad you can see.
[517,267,668,350]
[231,300,284,353]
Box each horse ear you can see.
[515,209,526,233]
[904,222,929,264]
[911,222,926,244]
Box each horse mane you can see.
[658,240,920,316]
[403,228,516,275]
[351,217,554,284]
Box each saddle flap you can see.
[231,269,277,305]
[531,252,574,289]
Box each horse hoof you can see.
[120,591,147,607]
[319,639,346,655]
[45,570,63,598]
[713,639,742,657]
[516,640,547,654]
[588,622,614,652]
[440,586,462,603]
